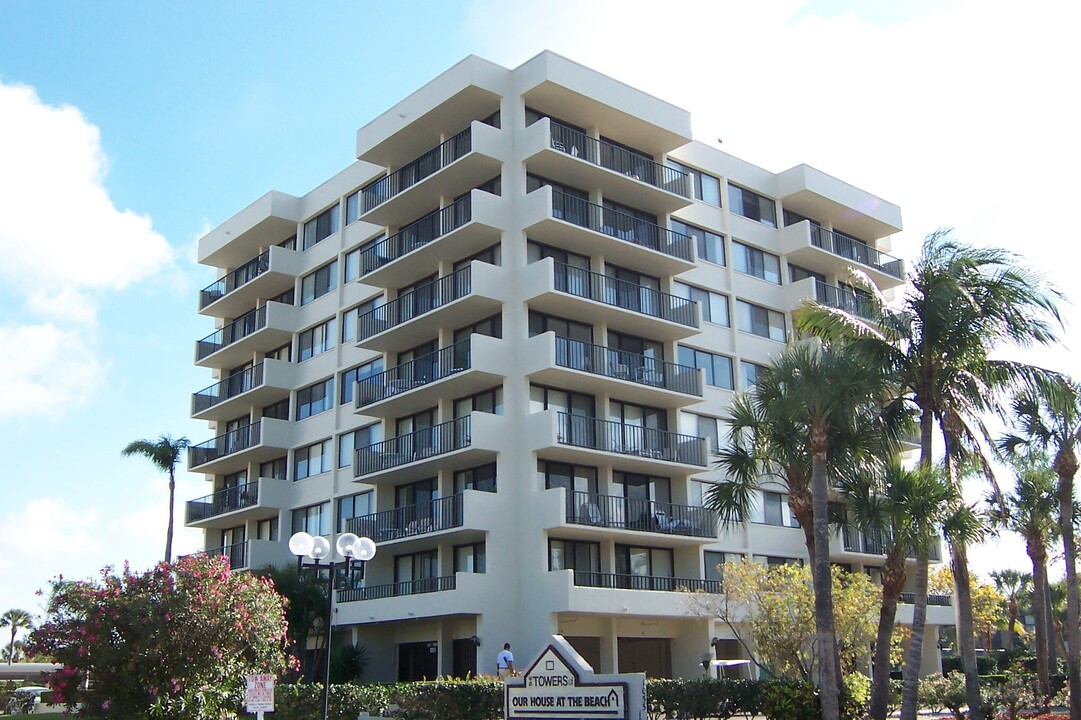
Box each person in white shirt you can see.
[496,643,516,679]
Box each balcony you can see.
[187,418,291,475]
[565,490,715,540]
[200,539,292,572]
[522,117,692,216]
[199,190,301,269]
[191,360,294,422]
[523,257,699,342]
[198,245,300,318]
[354,413,500,484]
[347,494,463,543]
[529,410,707,476]
[776,163,903,245]
[355,261,504,352]
[194,302,295,368]
[525,334,702,409]
[842,526,888,555]
[899,592,952,606]
[185,477,290,529]
[339,575,456,602]
[354,334,506,418]
[357,191,502,289]
[780,220,904,288]
[522,185,695,277]
[572,571,720,594]
[358,121,503,227]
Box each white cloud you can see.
[0,81,176,418]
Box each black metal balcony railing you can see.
[567,490,715,538]
[338,575,456,602]
[189,421,262,468]
[355,416,471,476]
[196,305,268,361]
[192,363,266,414]
[813,279,876,319]
[842,526,888,555]
[551,262,698,328]
[550,189,694,261]
[186,480,260,523]
[207,541,248,569]
[348,494,464,542]
[357,266,472,341]
[199,250,271,310]
[810,225,904,279]
[361,127,472,213]
[356,339,471,408]
[556,412,707,466]
[548,122,692,199]
[899,592,952,606]
[360,195,472,276]
[571,571,721,594]
[554,336,702,396]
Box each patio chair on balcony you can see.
[578,502,602,525]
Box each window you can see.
[528,311,592,343]
[549,539,600,572]
[529,385,595,415]
[789,264,825,286]
[256,517,278,541]
[262,398,289,421]
[728,184,777,227]
[674,282,730,326]
[736,300,787,342]
[345,191,361,225]
[454,543,486,573]
[666,160,721,205]
[454,463,497,493]
[615,544,674,585]
[337,491,373,532]
[704,551,726,585]
[341,358,384,405]
[741,361,767,389]
[296,378,334,420]
[454,387,503,417]
[338,424,383,468]
[677,346,734,390]
[751,490,800,528]
[732,241,781,284]
[260,457,286,480]
[298,318,335,361]
[763,556,804,567]
[455,314,502,342]
[454,244,501,271]
[303,205,340,250]
[342,295,385,343]
[300,260,338,305]
[294,440,332,481]
[265,343,291,362]
[291,502,330,536]
[681,413,721,452]
[672,219,724,265]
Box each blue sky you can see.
[1,0,1078,620]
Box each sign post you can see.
[505,635,645,720]
[245,673,275,719]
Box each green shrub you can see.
[645,678,761,720]
[919,672,968,720]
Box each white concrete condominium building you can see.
[188,51,953,682]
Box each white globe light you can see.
[309,535,331,560]
[354,536,377,562]
[336,533,361,558]
[288,532,314,558]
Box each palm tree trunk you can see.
[869,548,906,720]
[7,629,14,666]
[951,538,984,720]
[1057,467,1081,720]
[1006,600,1017,651]
[811,444,840,720]
[900,555,931,720]
[165,466,175,563]
[1029,540,1051,702]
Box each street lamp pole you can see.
[289,531,376,720]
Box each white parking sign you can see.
[246,674,275,716]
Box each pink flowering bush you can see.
[27,555,291,718]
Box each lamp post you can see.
[289,531,376,720]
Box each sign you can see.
[505,635,645,720]
[245,674,275,715]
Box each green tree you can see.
[797,230,1062,720]
[990,569,1032,652]
[988,453,1058,699]
[121,434,190,562]
[255,564,327,681]
[0,610,32,666]
[1001,377,1081,719]
[27,555,290,718]
[842,461,952,720]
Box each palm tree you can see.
[843,460,951,720]
[0,609,32,666]
[989,569,1031,652]
[710,341,903,720]
[988,452,1058,700]
[122,434,191,563]
[797,230,1063,720]
[1001,377,1081,719]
